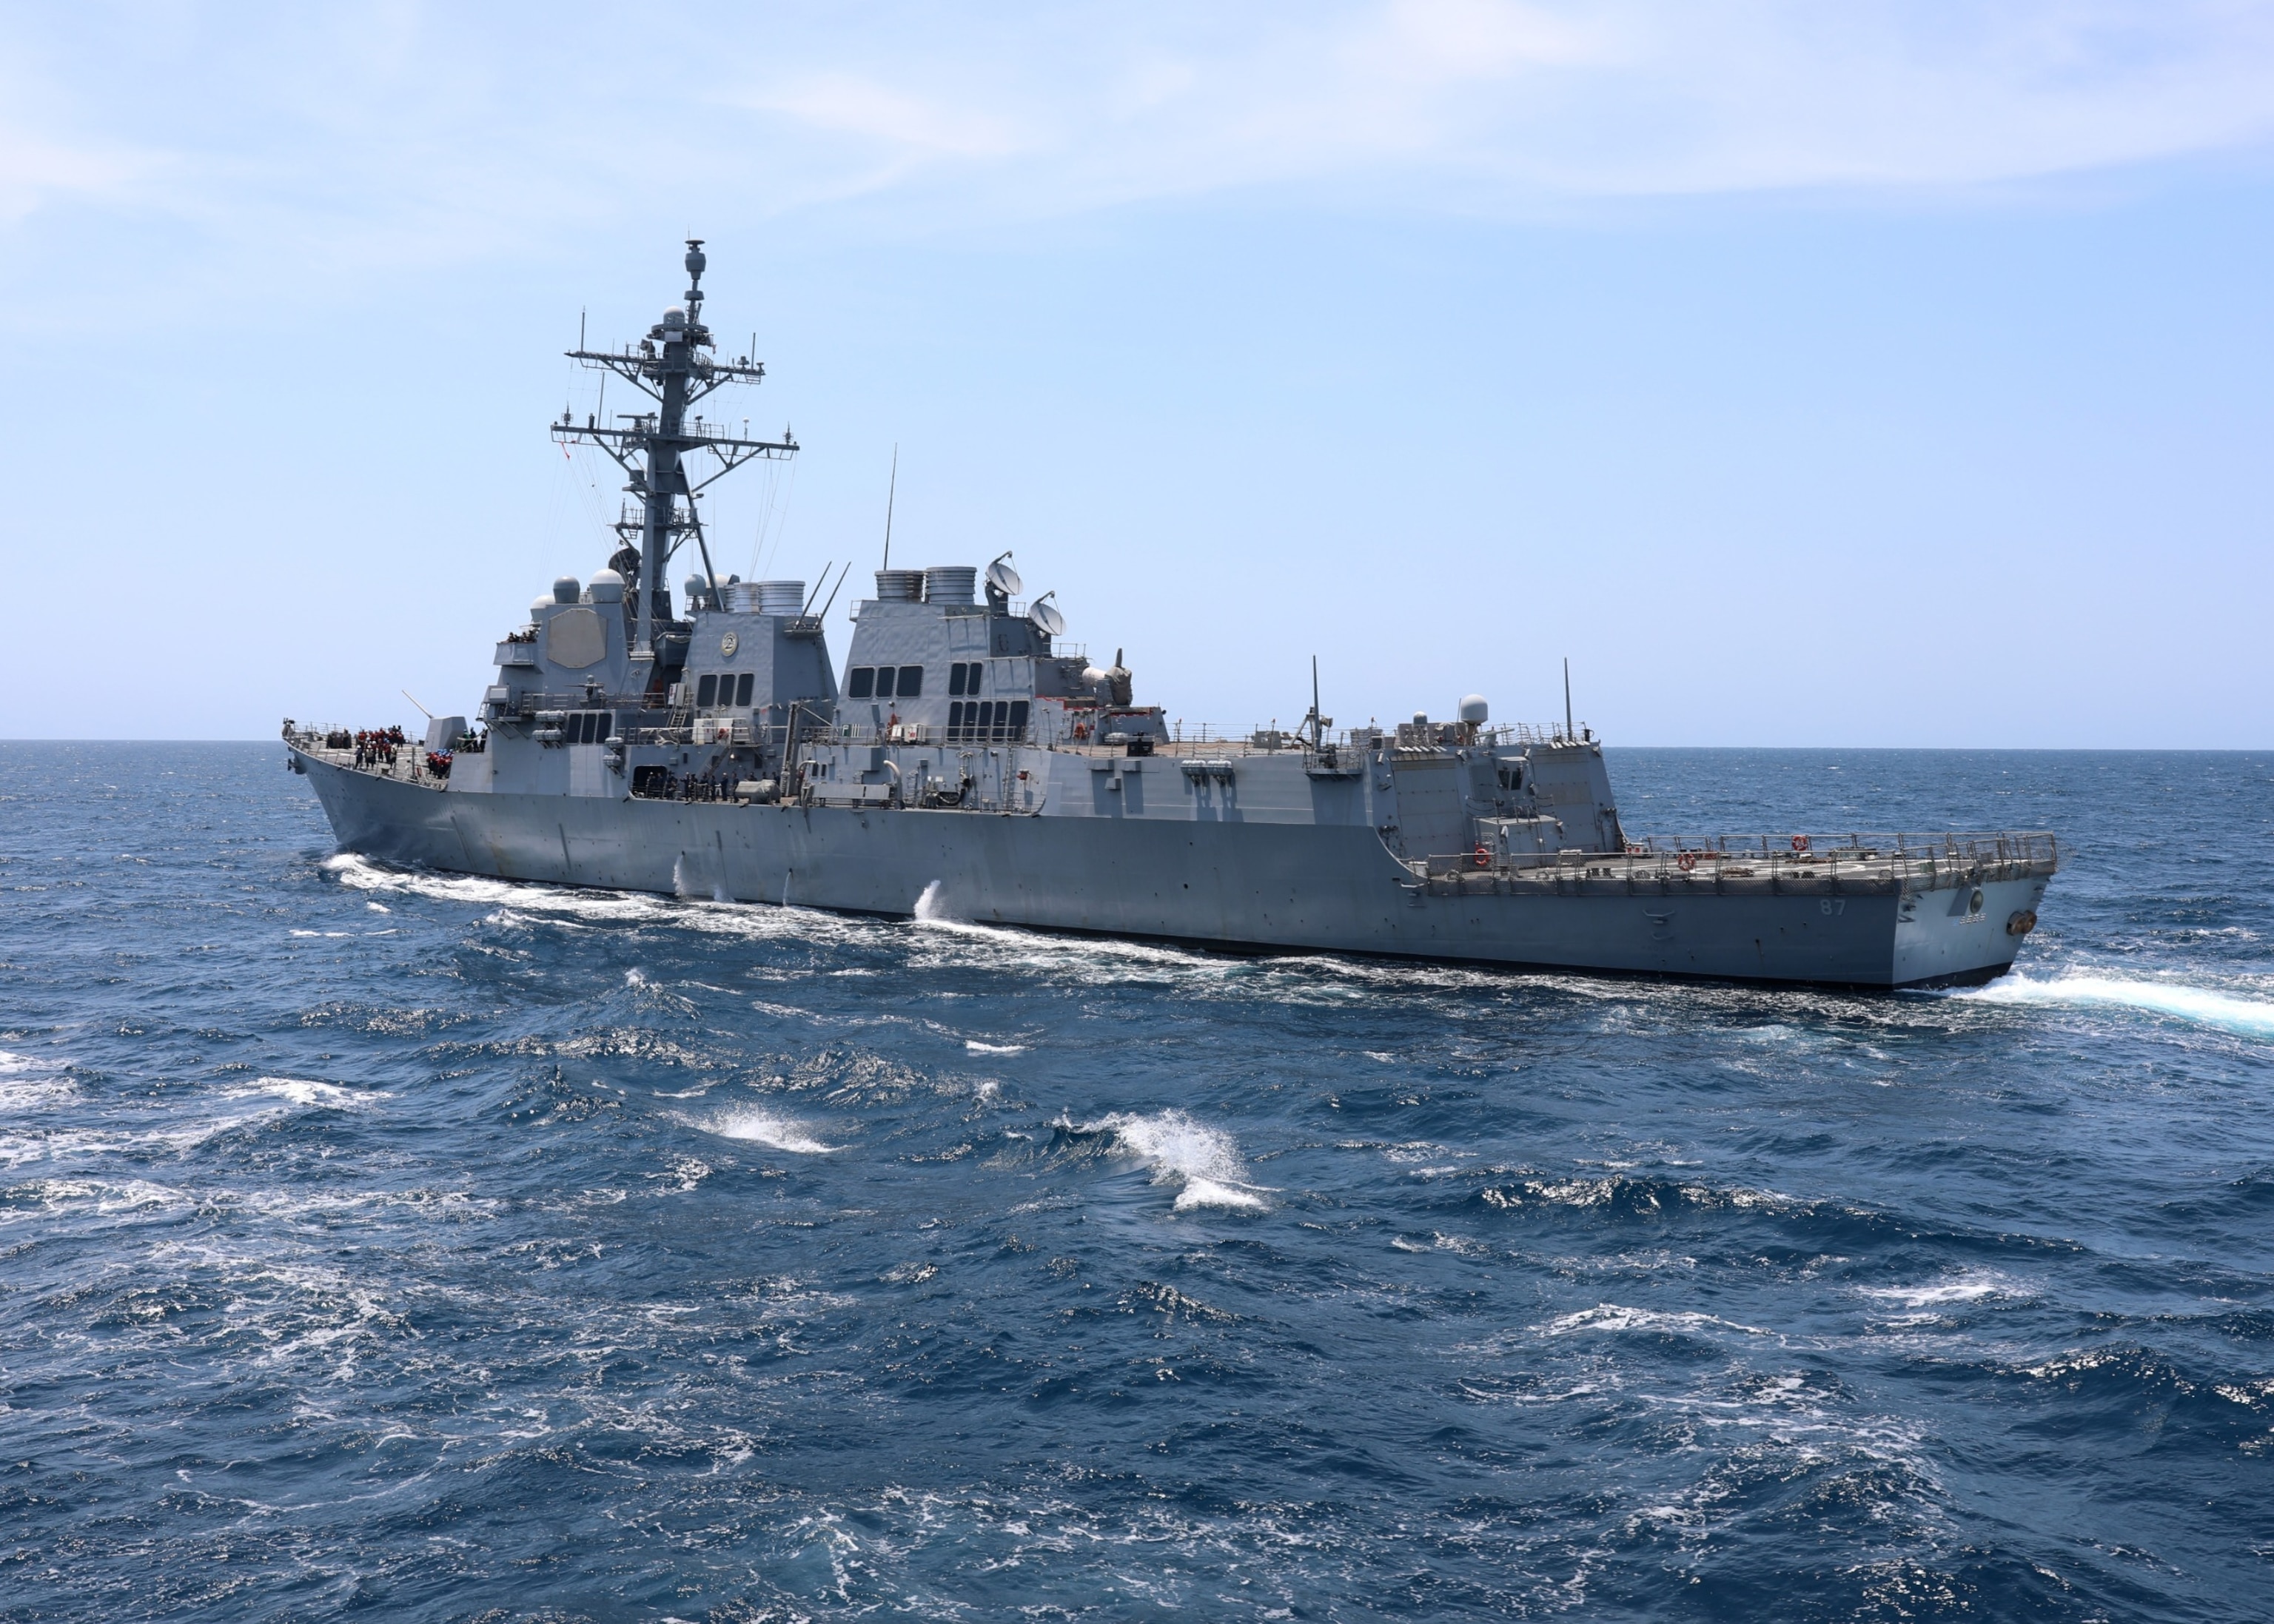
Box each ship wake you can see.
[1954,973,2274,1038]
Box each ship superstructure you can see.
[286,246,2056,988]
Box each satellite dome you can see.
[552,576,580,605]
[1458,694,1489,724]
[662,305,686,329]
[586,568,625,603]
[530,595,554,615]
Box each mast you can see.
[551,240,798,668]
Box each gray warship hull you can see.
[288,241,2059,990]
[295,749,2052,989]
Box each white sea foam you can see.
[1539,1303,1774,1338]
[225,1077,391,1110]
[1957,973,2274,1038]
[692,1107,836,1154]
[1073,1109,1272,1212]
[0,1050,71,1110]
[965,1039,1027,1055]
[1859,1269,2029,1310]
[910,880,1022,941]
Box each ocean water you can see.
[3,742,2272,1622]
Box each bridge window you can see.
[1008,700,1029,738]
[734,672,754,706]
[696,674,718,707]
[875,666,896,699]
[948,663,967,696]
[847,667,874,699]
[897,665,924,698]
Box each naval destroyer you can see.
[286,244,2056,987]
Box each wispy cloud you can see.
[725,1,2274,205]
[0,124,151,224]
[5,0,2273,289]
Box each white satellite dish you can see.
[1029,591,1065,637]
[985,554,1023,599]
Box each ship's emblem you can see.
[720,631,739,657]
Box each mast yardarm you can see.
[551,239,798,662]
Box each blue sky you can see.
[3,1,2270,744]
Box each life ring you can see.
[1472,845,1491,869]
[1790,833,1811,853]
[1677,850,1697,872]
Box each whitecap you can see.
[1957,973,2274,1038]
[1069,1108,1272,1214]
[227,1077,391,1110]
[1175,1177,1270,1212]
[1859,1269,2029,1310]
[1539,1303,1773,1338]
[0,1051,71,1111]
[690,1107,836,1154]
[966,1040,1027,1055]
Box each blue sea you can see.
[3,742,2272,1621]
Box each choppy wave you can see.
[1064,1109,1272,1212]
[0,1050,72,1110]
[12,742,2274,1620]
[224,1076,389,1110]
[688,1105,837,1154]
[1859,1269,2033,1311]
[1539,1303,1776,1339]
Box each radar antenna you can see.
[551,238,798,672]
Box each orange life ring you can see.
[1677,850,1697,872]
[1790,833,1811,853]
[1472,845,1490,869]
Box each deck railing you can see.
[1429,831,2059,885]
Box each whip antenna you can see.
[881,444,898,569]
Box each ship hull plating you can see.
[297,752,2044,990]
